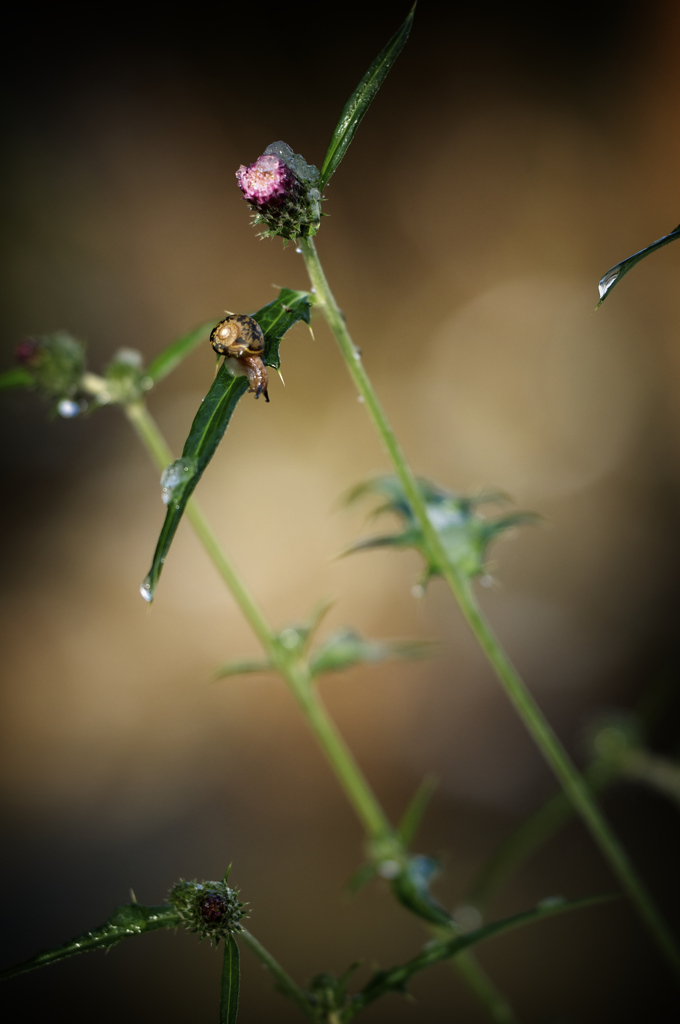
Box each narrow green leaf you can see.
[140,290,312,602]
[0,904,178,981]
[220,934,241,1024]
[319,5,415,189]
[345,894,617,1018]
[214,658,273,679]
[597,223,680,305]
[140,368,249,603]
[397,775,438,848]
[146,321,216,383]
[0,367,34,391]
[309,628,430,677]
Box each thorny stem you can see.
[299,235,680,980]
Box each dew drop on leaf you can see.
[598,267,620,300]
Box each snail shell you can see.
[210,314,269,402]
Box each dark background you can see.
[2,1,680,1020]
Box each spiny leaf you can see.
[255,288,313,371]
[220,934,241,1024]
[597,223,680,305]
[345,475,536,582]
[141,290,312,602]
[0,904,178,980]
[319,5,415,189]
[309,628,431,678]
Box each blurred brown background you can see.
[2,1,680,1020]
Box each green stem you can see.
[123,400,390,842]
[300,235,680,980]
[122,396,514,1019]
[239,928,314,1019]
[452,950,517,1024]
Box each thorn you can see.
[276,368,286,387]
[129,888,138,903]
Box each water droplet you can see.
[140,583,153,603]
[112,347,143,368]
[310,287,316,293]
[410,584,425,599]
[295,247,302,253]
[280,628,300,649]
[480,574,494,588]
[160,458,196,504]
[598,266,619,300]
[352,349,361,361]
[57,398,81,418]
[537,895,566,909]
[453,904,483,933]
[378,859,400,880]
[357,395,364,403]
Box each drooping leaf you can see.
[309,628,430,678]
[391,854,454,929]
[141,290,312,602]
[344,476,536,582]
[220,934,241,1024]
[146,321,216,384]
[345,894,617,1018]
[255,288,313,371]
[319,5,415,189]
[397,775,438,848]
[0,904,178,980]
[0,367,35,391]
[597,223,680,305]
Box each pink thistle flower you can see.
[236,154,294,207]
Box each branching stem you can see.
[299,235,680,980]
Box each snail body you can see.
[210,314,269,402]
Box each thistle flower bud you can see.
[167,878,247,944]
[14,331,86,407]
[236,141,322,241]
[236,153,294,207]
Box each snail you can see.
[210,314,269,402]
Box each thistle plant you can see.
[2,7,680,1022]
